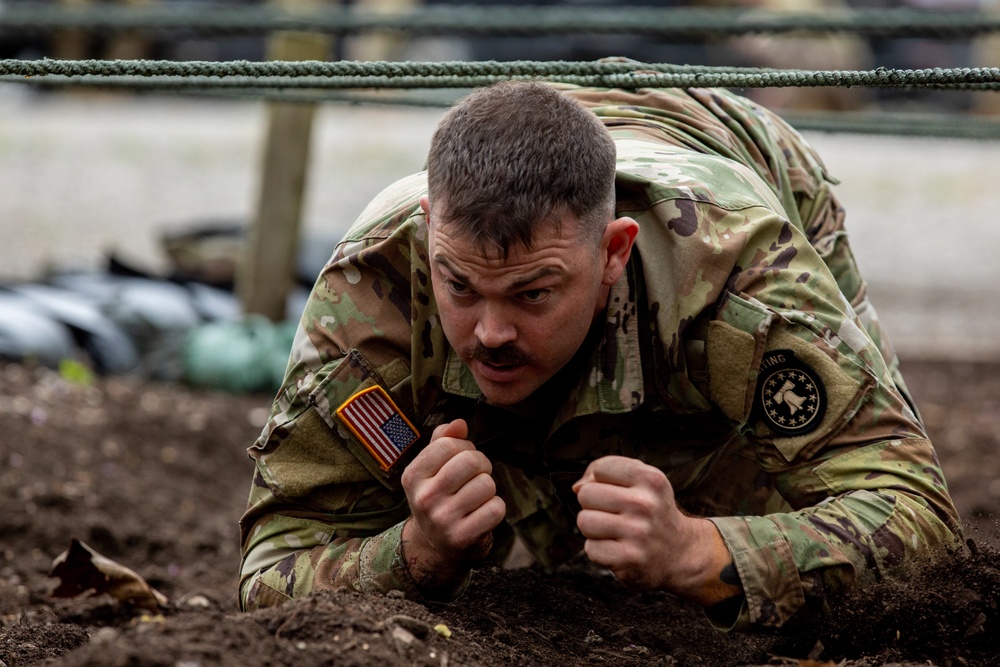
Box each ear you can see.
[419,195,431,224]
[599,217,639,286]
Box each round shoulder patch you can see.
[754,349,826,437]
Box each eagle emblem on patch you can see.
[755,349,826,436]
[336,386,420,471]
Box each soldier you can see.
[239,81,962,630]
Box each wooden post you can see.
[238,1,333,321]
[349,0,418,63]
[53,0,153,63]
[972,33,1000,116]
[105,0,154,61]
[51,0,93,60]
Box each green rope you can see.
[781,110,1000,141]
[7,74,995,141]
[4,3,1000,39]
[4,59,1000,90]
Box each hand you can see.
[400,419,506,594]
[573,456,740,606]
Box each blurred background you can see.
[2,0,1000,390]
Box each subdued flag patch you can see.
[336,386,419,471]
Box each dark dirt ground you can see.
[1,358,999,667]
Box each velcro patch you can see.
[336,386,419,471]
[755,349,826,437]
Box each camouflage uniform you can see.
[239,86,961,629]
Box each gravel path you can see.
[2,86,998,359]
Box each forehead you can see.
[429,215,591,287]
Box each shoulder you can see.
[340,171,429,246]
[324,172,430,288]
[614,137,786,216]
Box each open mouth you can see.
[484,361,517,369]
[475,359,525,381]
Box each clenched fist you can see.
[401,419,506,596]
[573,455,740,606]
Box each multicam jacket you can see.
[239,86,961,629]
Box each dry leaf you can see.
[49,538,168,610]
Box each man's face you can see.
[427,208,609,406]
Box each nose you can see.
[474,301,516,348]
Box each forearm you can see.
[399,516,479,601]
[241,518,449,611]
[673,518,743,609]
[711,484,961,629]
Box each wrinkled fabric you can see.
[239,86,961,629]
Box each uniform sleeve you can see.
[237,179,450,611]
[239,478,418,610]
[702,208,962,630]
[238,384,428,611]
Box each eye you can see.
[520,289,550,304]
[446,279,472,297]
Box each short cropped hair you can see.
[426,81,617,257]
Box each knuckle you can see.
[630,494,656,517]
[584,539,606,566]
[427,434,468,459]
[436,437,467,459]
[401,463,427,491]
[575,484,596,508]
[639,465,667,490]
[485,496,506,524]
[475,472,497,497]
[409,487,434,514]
[454,449,487,477]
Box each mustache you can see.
[471,342,529,366]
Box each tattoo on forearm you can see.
[720,561,741,587]
[400,536,419,569]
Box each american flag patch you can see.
[336,386,419,471]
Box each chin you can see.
[475,377,539,406]
[479,386,531,406]
[469,358,565,406]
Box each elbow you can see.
[239,552,299,612]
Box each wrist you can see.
[672,517,743,607]
[400,517,473,602]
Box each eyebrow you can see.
[433,255,471,286]
[434,255,562,293]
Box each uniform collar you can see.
[440,261,645,422]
